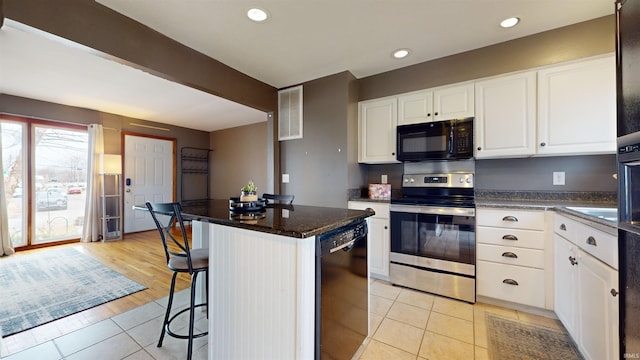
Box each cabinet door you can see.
[578,250,619,360]
[433,83,474,121]
[475,72,536,158]
[348,201,390,280]
[537,55,616,155]
[554,235,579,339]
[368,217,390,280]
[398,90,434,125]
[358,98,399,163]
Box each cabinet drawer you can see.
[477,208,545,230]
[553,213,579,240]
[477,244,544,268]
[575,224,618,270]
[477,261,545,308]
[477,226,544,249]
[348,201,389,219]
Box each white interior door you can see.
[123,135,174,233]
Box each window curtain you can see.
[81,124,104,242]
[0,133,15,256]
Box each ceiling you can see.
[1,1,614,132]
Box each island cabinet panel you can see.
[207,224,316,360]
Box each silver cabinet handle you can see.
[502,279,519,286]
[502,216,519,222]
[611,289,618,297]
[586,236,597,247]
[502,252,518,258]
[560,223,567,231]
[502,234,518,241]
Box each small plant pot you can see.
[240,191,258,202]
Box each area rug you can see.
[486,314,583,360]
[0,247,146,337]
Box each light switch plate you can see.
[282,174,290,183]
[553,171,565,186]
[381,174,388,184]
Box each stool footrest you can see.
[164,303,208,341]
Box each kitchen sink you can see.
[565,206,618,222]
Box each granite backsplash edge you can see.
[475,190,617,204]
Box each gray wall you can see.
[280,72,364,207]
[364,156,618,194]
[209,121,269,199]
[475,155,617,192]
[359,16,614,100]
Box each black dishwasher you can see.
[315,220,368,359]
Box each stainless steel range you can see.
[389,163,476,303]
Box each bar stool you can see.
[146,201,208,360]
[262,193,295,205]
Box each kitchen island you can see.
[172,199,375,360]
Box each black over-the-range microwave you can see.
[396,117,474,161]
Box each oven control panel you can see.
[402,173,474,188]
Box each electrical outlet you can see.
[553,171,565,186]
[282,174,290,183]
[381,174,388,184]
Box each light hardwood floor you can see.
[2,229,192,356]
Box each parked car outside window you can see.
[36,190,68,211]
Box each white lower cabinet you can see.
[348,201,390,280]
[476,208,551,309]
[554,213,619,360]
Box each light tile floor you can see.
[0,290,209,360]
[357,279,564,360]
[1,280,563,360]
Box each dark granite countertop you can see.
[475,197,617,230]
[136,199,375,239]
[348,197,393,203]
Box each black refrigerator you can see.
[617,0,640,358]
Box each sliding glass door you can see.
[32,124,88,244]
[1,116,88,247]
[1,120,27,247]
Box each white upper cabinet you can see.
[475,72,537,158]
[537,55,616,155]
[398,90,434,125]
[398,83,474,125]
[433,82,475,121]
[358,97,399,163]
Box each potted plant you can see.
[240,180,258,202]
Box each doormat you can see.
[0,247,147,337]
[486,313,583,360]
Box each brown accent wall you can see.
[209,122,269,199]
[359,15,615,101]
[0,94,210,200]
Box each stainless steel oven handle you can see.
[390,204,475,217]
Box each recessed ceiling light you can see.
[247,8,269,22]
[500,17,520,28]
[392,49,410,59]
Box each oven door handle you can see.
[390,204,475,217]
